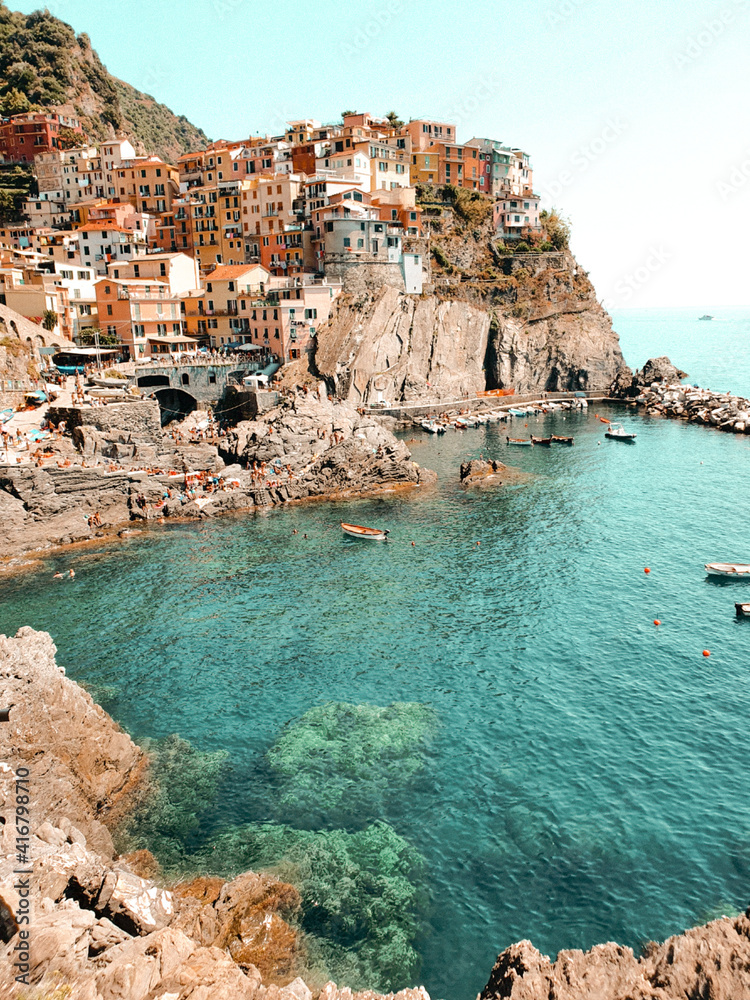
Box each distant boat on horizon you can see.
[699,314,714,320]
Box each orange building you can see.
[95,277,191,358]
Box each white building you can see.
[77,221,149,275]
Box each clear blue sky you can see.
[11,0,750,307]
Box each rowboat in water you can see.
[735,603,750,617]
[508,408,527,417]
[341,522,390,541]
[705,563,750,578]
[506,436,532,446]
[551,435,574,444]
[605,422,636,440]
[531,436,552,446]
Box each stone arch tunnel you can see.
[147,386,198,426]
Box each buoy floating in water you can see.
[654,620,661,626]
[411,541,415,546]
[644,567,651,574]
[703,649,711,657]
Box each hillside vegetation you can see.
[0,3,210,162]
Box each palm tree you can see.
[42,309,57,331]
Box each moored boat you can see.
[531,436,552,446]
[735,603,750,616]
[506,436,532,446]
[508,408,527,417]
[0,408,14,423]
[421,419,443,434]
[604,422,636,440]
[705,563,750,578]
[341,522,390,541]
[551,435,574,444]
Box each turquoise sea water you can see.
[1,310,749,998]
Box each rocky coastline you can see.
[1,628,749,1000]
[0,390,435,574]
[612,355,750,436]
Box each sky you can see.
[9,0,750,308]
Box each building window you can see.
[181,373,190,385]
[106,304,112,316]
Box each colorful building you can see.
[0,113,84,164]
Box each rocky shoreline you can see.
[1,628,749,1000]
[614,355,750,435]
[0,390,436,574]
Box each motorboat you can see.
[531,436,552,446]
[699,315,714,321]
[0,408,14,424]
[341,522,389,541]
[508,408,527,417]
[604,422,636,440]
[705,563,750,578]
[421,419,443,434]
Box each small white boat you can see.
[87,386,127,398]
[421,419,444,434]
[506,436,532,446]
[735,603,750,617]
[341,522,389,541]
[91,377,130,389]
[605,422,637,440]
[705,563,750,578]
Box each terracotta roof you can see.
[76,222,132,233]
[205,264,267,281]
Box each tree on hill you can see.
[539,208,571,250]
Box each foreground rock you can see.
[0,628,431,1000]
[480,912,750,999]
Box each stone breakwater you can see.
[633,382,750,435]
[2,628,750,1000]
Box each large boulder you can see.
[635,356,688,386]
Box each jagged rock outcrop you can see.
[221,392,435,502]
[460,459,508,485]
[313,257,627,405]
[480,910,750,999]
[635,356,688,386]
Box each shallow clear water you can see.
[2,314,750,999]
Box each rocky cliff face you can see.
[313,254,626,406]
